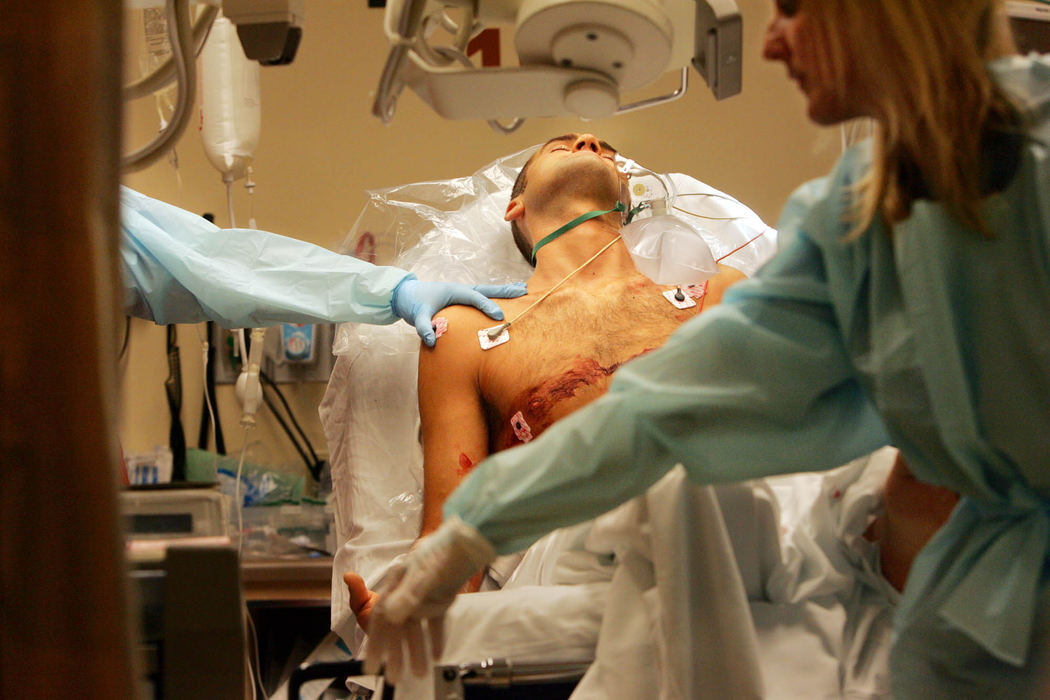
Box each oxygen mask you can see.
[616,157,718,286]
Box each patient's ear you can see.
[505,198,525,222]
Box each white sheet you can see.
[379,450,898,700]
[384,466,764,700]
[320,323,422,650]
[571,468,765,699]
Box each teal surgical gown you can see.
[120,186,411,328]
[445,55,1050,694]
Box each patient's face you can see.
[522,133,624,207]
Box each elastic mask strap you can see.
[531,202,625,265]
[625,203,649,224]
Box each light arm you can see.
[417,308,492,537]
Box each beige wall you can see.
[119,0,843,469]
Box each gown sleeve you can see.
[119,186,411,328]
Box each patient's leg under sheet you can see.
[391,468,766,699]
[387,583,609,700]
[442,583,608,662]
[750,600,846,698]
[573,467,765,699]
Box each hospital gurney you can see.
[314,148,898,698]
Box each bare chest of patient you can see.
[480,280,695,449]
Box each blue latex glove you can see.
[391,278,527,347]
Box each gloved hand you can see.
[390,278,527,347]
[363,517,496,682]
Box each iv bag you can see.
[200,15,261,181]
[620,214,719,285]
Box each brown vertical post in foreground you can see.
[0,1,137,698]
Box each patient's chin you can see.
[535,159,621,208]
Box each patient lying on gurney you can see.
[343,131,748,626]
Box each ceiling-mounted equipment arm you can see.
[372,0,741,127]
[692,0,742,100]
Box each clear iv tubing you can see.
[487,235,622,339]
[672,205,748,222]
[226,178,237,228]
[246,168,257,228]
[237,429,265,700]
[673,192,752,222]
[235,427,251,557]
[195,325,220,477]
[234,328,250,556]
[228,325,264,700]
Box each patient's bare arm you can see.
[417,304,493,538]
[342,305,492,628]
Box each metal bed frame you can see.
[288,657,591,699]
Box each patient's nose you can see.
[573,134,601,153]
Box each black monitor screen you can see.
[1011,14,1050,54]
[126,513,194,535]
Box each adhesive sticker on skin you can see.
[510,411,533,443]
[684,282,708,300]
[662,289,697,309]
[478,325,510,350]
[433,316,449,339]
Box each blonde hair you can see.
[817,0,1020,236]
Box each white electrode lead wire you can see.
[488,234,622,339]
[235,428,250,558]
[195,325,219,477]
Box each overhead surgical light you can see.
[373,0,742,131]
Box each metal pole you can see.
[0,1,136,698]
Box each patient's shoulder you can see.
[433,302,499,326]
[431,303,505,340]
[419,303,496,373]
